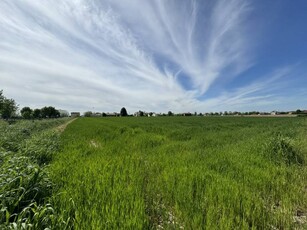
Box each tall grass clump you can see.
[264,133,304,165]
[22,131,60,165]
[0,151,52,228]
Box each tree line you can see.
[0,90,66,119]
[20,106,62,119]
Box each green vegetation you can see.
[0,118,70,229]
[1,88,68,120]
[20,107,33,119]
[0,90,18,119]
[21,106,62,119]
[50,117,307,229]
[1,117,306,229]
[120,107,128,117]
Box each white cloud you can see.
[0,0,304,113]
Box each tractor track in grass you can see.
[55,118,78,133]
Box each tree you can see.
[0,90,3,107]
[84,111,93,117]
[1,99,18,119]
[41,106,60,118]
[168,111,173,116]
[120,107,128,117]
[21,107,33,119]
[0,90,18,119]
[33,109,41,119]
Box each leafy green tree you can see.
[0,90,18,119]
[168,111,173,116]
[120,107,128,117]
[41,106,60,118]
[1,98,18,119]
[33,109,41,119]
[21,107,33,119]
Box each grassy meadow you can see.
[49,116,307,229]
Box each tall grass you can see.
[51,117,307,229]
[0,118,71,229]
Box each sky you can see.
[0,0,306,114]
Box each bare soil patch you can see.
[90,140,100,148]
[55,118,78,133]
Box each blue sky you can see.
[0,0,306,113]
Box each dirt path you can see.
[55,118,78,133]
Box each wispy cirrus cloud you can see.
[107,0,253,94]
[0,0,306,113]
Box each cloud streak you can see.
[0,0,306,113]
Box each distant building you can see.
[134,111,144,117]
[182,112,192,116]
[271,111,281,115]
[71,112,80,117]
[146,112,158,117]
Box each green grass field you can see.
[49,117,307,229]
